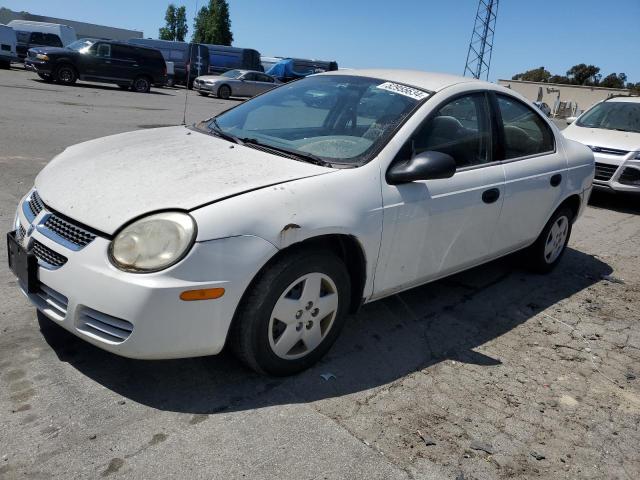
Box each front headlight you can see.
[109,212,196,272]
[36,54,49,61]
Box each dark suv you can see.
[24,39,167,92]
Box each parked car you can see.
[533,101,551,117]
[203,45,261,75]
[266,57,338,82]
[193,69,281,99]
[563,96,640,194]
[127,38,209,88]
[8,20,76,60]
[7,70,594,375]
[0,24,17,68]
[24,39,167,92]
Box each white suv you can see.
[563,96,640,194]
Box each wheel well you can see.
[55,62,77,74]
[244,234,367,315]
[218,83,231,94]
[558,194,581,222]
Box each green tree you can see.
[159,4,188,41]
[600,73,627,89]
[566,64,601,86]
[548,74,571,84]
[192,0,233,45]
[512,67,551,82]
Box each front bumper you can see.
[593,152,640,193]
[24,58,52,75]
[193,81,216,92]
[11,191,277,359]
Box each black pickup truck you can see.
[25,39,167,93]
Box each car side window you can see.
[29,32,45,45]
[42,34,62,47]
[243,73,257,81]
[111,45,135,61]
[409,93,491,169]
[496,94,554,160]
[96,43,111,58]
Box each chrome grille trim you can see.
[77,308,134,343]
[589,145,629,156]
[32,239,68,269]
[28,191,44,218]
[38,214,96,250]
[22,190,98,251]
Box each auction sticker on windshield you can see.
[376,82,429,100]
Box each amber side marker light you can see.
[180,288,225,301]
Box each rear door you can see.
[110,45,138,81]
[491,93,567,254]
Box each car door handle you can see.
[550,174,562,187]
[482,188,500,204]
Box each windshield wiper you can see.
[240,137,333,168]
[208,118,243,145]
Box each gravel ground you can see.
[1,67,639,480]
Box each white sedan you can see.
[563,96,640,194]
[8,69,594,375]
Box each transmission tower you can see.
[463,0,499,80]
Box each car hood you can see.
[563,124,640,152]
[196,76,228,82]
[35,126,332,235]
[29,46,75,56]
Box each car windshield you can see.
[67,39,95,53]
[576,101,640,133]
[222,70,243,79]
[197,75,428,165]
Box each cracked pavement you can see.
[1,68,639,479]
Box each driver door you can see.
[373,92,506,298]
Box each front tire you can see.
[55,64,77,85]
[526,206,573,273]
[217,84,231,100]
[230,249,351,376]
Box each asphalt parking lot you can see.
[1,67,639,480]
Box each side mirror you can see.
[566,116,577,125]
[386,151,456,185]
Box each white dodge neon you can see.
[8,70,594,375]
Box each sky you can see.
[3,0,639,83]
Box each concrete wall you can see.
[498,79,630,118]
[0,8,143,41]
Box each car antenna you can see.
[182,42,192,126]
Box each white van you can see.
[0,24,17,68]
[7,20,76,60]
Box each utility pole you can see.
[463,0,499,81]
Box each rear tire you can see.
[55,64,77,85]
[230,249,351,376]
[525,206,573,273]
[217,84,231,100]
[132,75,151,93]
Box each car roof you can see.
[315,69,487,93]
[604,96,640,103]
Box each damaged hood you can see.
[35,126,331,234]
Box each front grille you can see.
[619,167,640,186]
[32,239,67,268]
[33,284,68,321]
[594,163,618,181]
[77,308,134,343]
[16,224,26,241]
[590,146,629,156]
[43,214,96,248]
[28,191,44,217]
